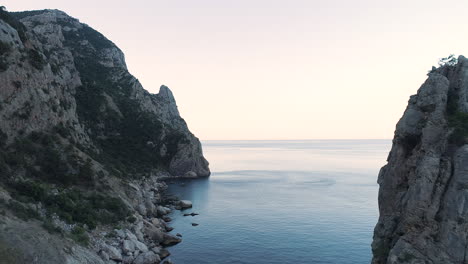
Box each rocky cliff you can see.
[372,55,468,263]
[0,7,209,264]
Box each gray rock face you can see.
[372,56,468,263]
[0,8,210,177]
[0,7,208,264]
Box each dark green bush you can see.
[0,57,8,72]
[448,111,468,145]
[70,226,89,246]
[42,220,62,234]
[6,200,40,221]
[10,180,48,202]
[32,188,130,229]
[27,49,45,70]
[0,41,11,55]
[77,160,94,183]
[127,215,137,223]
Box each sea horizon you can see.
[165,139,391,263]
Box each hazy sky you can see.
[7,1,468,139]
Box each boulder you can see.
[133,251,161,264]
[125,230,138,241]
[137,204,147,216]
[102,245,122,262]
[184,171,197,178]
[122,240,135,254]
[156,206,171,216]
[145,226,165,243]
[133,240,149,253]
[179,200,192,209]
[122,255,134,264]
[115,229,126,239]
[150,247,161,254]
[99,250,110,261]
[144,197,156,216]
[159,248,170,259]
[161,234,182,246]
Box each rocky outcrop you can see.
[0,7,209,264]
[0,8,210,177]
[372,55,468,263]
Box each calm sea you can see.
[166,140,392,264]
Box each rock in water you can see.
[179,200,193,209]
[372,56,468,263]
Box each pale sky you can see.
[6,1,468,140]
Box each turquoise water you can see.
[166,140,391,264]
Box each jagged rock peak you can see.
[158,85,175,100]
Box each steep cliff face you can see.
[372,56,468,263]
[0,9,209,178]
[0,8,209,264]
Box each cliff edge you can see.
[372,55,468,263]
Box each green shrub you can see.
[0,57,8,72]
[4,151,24,166]
[27,49,45,70]
[448,111,468,145]
[127,215,137,223]
[10,180,48,202]
[41,189,129,229]
[70,226,89,246]
[6,200,40,221]
[8,177,131,228]
[77,160,94,182]
[0,41,11,56]
[42,220,62,234]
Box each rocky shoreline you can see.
[90,177,196,264]
[0,175,197,264]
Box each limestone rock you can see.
[122,240,135,254]
[161,234,182,246]
[133,251,161,264]
[0,7,202,264]
[179,200,192,209]
[372,56,468,263]
[102,245,122,262]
